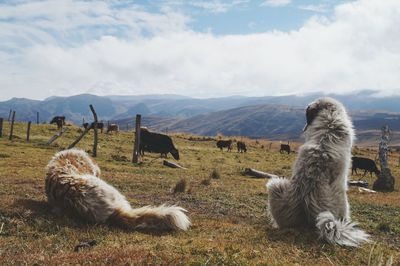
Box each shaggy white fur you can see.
[267,97,369,247]
[45,149,190,231]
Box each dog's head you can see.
[303,97,348,133]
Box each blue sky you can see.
[0,0,399,100]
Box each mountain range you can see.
[1,91,399,143]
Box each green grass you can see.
[0,122,399,265]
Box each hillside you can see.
[0,122,399,265]
[2,91,400,124]
[1,93,400,143]
[162,105,400,143]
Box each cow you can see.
[237,141,247,153]
[352,156,380,177]
[139,128,179,160]
[107,124,119,134]
[50,116,65,130]
[280,144,291,154]
[216,140,232,151]
[83,122,104,133]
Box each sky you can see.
[0,0,399,101]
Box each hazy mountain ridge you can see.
[158,104,400,142]
[1,92,399,142]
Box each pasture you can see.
[0,122,399,265]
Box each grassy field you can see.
[0,122,399,265]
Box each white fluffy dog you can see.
[45,149,190,231]
[267,97,369,247]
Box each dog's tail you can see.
[316,211,369,247]
[109,205,190,231]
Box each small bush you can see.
[377,223,391,233]
[210,169,220,179]
[173,178,187,193]
[201,177,211,186]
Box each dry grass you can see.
[0,122,399,265]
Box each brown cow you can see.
[107,124,119,133]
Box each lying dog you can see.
[45,149,190,231]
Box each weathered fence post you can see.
[67,128,89,148]
[132,114,141,163]
[46,128,67,145]
[89,105,98,157]
[36,112,39,124]
[9,111,15,140]
[373,125,395,191]
[126,123,129,131]
[26,121,31,141]
[0,118,3,138]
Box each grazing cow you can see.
[280,144,291,154]
[237,141,247,153]
[107,124,119,134]
[216,140,232,151]
[352,156,380,177]
[139,128,179,160]
[50,116,65,130]
[83,122,104,133]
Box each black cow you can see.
[280,144,291,154]
[139,128,179,160]
[50,116,65,130]
[216,140,232,151]
[352,156,380,177]
[237,141,247,153]
[83,122,104,133]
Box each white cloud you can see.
[163,0,249,14]
[298,4,329,13]
[260,0,291,7]
[1,0,400,100]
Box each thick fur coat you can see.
[45,149,190,231]
[267,97,369,247]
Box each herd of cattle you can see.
[48,116,383,178]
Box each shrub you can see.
[173,178,187,193]
[210,169,221,179]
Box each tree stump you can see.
[373,168,395,192]
[373,125,395,192]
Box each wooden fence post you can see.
[89,105,98,157]
[47,128,67,145]
[67,128,89,148]
[26,121,31,141]
[9,111,15,140]
[132,114,141,163]
[36,112,39,124]
[0,118,3,138]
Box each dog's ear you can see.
[303,104,322,131]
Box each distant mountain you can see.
[0,94,115,124]
[159,105,400,142]
[1,91,400,142]
[168,105,305,140]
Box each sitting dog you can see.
[267,97,369,247]
[45,149,190,231]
